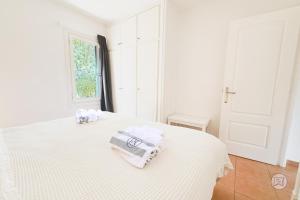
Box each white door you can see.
[109,17,137,117]
[219,7,300,165]
[137,7,160,121]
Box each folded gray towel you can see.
[110,136,146,157]
[109,127,163,169]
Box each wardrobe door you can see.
[109,17,137,116]
[107,24,122,50]
[121,17,137,45]
[137,7,160,121]
[112,46,135,116]
[137,7,160,41]
[119,17,137,117]
[137,42,159,121]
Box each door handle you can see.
[224,87,236,103]
[225,87,236,95]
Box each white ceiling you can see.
[58,0,300,24]
[60,0,160,23]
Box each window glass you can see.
[71,38,100,99]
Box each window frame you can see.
[69,33,101,103]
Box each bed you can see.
[1,112,232,200]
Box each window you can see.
[70,35,100,101]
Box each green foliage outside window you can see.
[71,38,100,99]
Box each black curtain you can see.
[98,35,114,112]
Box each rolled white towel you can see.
[109,126,164,169]
[76,109,105,124]
[76,109,88,124]
[87,109,98,122]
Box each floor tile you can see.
[217,170,235,190]
[235,173,277,200]
[285,163,299,173]
[229,154,237,168]
[236,157,271,185]
[235,156,265,165]
[235,192,253,200]
[267,165,296,191]
[267,164,298,177]
[212,184,234,200]
[216,154,236,190]
[275,190,293,200]
[212,156,298,200]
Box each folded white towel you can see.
[124,126,163,146]
[110,126,164,169]
[76,109,105,124]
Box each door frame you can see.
[157,0,167,122]
[279,30,300,167]
[279,68,300,167]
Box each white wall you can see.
[165,0,300,135]
[162,1,181,122]
[0,0,107,128]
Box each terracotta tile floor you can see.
[212,155,299,200]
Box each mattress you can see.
[0,113,232,200]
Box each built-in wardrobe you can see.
[108,6,160,121]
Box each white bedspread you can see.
[1,113,232,200]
